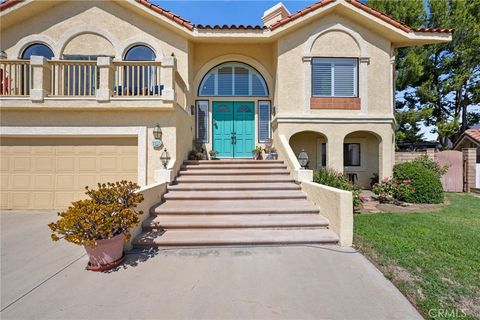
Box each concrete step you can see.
[182,164,287,170]
[179,169,289,176]
[168,182,301,191]
[176,175,295,183]
[164,190,307,200]
[153,199,319,215]
[184,160,284,165]
[143,214,329,229]
[133,228,339,247]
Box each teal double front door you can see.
[212,101,255,158]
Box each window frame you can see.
[123,45,156,61]
[198,61,269,97]
[195,100,209,143]
[311,57,359,98]
[21,43,54,60]
[257,100,271,143]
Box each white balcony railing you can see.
[113,61,162,97]
[49,60,98,97]
[0,60,31,96]
[0,55,178,103]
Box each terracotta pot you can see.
[84,233,125,269]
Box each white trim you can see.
[56,25,119,58]
[305,22,369,57]
[11,34,57,59]
[0,126,147,186]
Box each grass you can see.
[354,193,480,320]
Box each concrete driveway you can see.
[1,210,422,320]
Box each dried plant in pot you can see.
[48,181,144,271]
[209,149,219,160]
[251,146,263,160]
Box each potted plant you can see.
[251,146,263,160]
[209,149,219,160]
[188,150,205,160]
[48,181,144,271]
[269,146,278,160]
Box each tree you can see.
[367,0,480,148]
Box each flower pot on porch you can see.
[84,233,126,271]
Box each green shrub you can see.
[313,167,362,208]
[393,162,444,204]
[411,155,449,178]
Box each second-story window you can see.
[312,58,358,97]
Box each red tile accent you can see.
[0,0,22,11]
[310,97,361,110]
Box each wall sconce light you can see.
[298,149,309,169]
[160,148,171,169]
[190,105,195,115]
[153,123,162,140]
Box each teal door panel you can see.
[212,101,234,158]
[233,102,255,158]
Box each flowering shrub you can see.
[372,177,415,203]
[48,181,144,248]
[313,168,362,208]
[411,155,449,178]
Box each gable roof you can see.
[0,0,454,35]
[454,129,480,149]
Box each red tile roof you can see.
[465,129,480,144]
[0,0,454,35]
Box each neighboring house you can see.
[453,129,480,163]
[0,0,452,210]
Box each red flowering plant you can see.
[372,177,415,203]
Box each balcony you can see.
[0,56,184,109]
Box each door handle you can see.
[231,132,236,145]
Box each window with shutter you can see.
[195,101,209,143]
[312,58,357,97]
[258,101,271,143]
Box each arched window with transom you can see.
[118,45,158,96]
[199,62,268,97]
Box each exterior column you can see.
[302,56,312,114]
[379,133,393,179]
[359,57,370,114]
[463,148,477,192]
[96,56,113,102]
[327,135,344,173]
[30,55,50,102]
[160,56,176,102]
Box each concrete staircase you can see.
[133,159,339,247]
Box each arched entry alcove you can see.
[289,131,328,170]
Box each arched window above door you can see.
[21,43,54,59]
[199,62,268,97]
[124,45,156,61]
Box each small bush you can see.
[313,168,362,208]
[393,162,444,204]
[372,177,415,203]
[411,155,449,178]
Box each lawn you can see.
[354,193,480,320]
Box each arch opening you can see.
[289,131,328,170]
[343,131,382,188]
[21,43,54,59]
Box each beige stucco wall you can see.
[1,0,189,80]
[274,120,394,186]
[276,13,393,116]
[0,107,194,185]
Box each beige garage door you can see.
[1,137,138,210]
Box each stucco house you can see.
[0,0,452,246]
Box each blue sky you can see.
[155,1,314,26]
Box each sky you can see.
[154,1,314,26]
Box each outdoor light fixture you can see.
[190,105,195,115]
[160,148,171,169]
[265,138,273,153]
[272,106,276,116]
[298,149,309,169]
[153,124,162,140]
